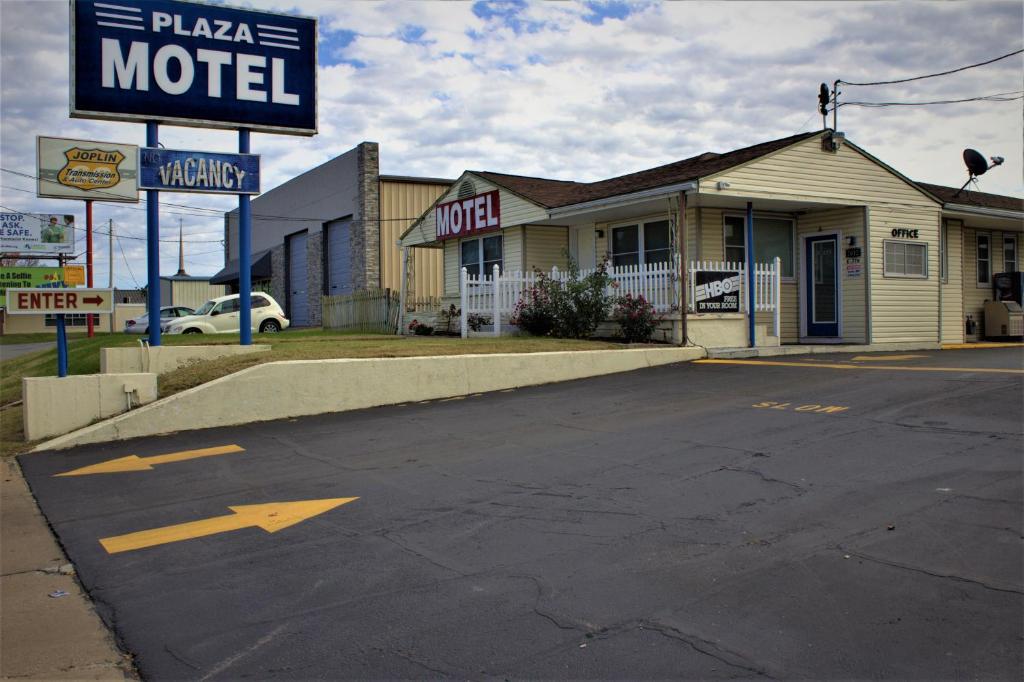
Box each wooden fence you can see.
[322,289,401,333]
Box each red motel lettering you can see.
[435,190,501,241]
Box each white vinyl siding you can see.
[523,225,568,273]
[940,219,964,343]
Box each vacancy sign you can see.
[435,190,501,241]
[5,288,114,314]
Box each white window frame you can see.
[722,213,796,281]
[976,232,991,288]
[1003,234,1018,274]
[460,234,503,277]
[609,218,672,268]
[883,239,928,279]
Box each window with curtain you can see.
[976,234,990,285]
[610,220,671,267]
[884,240,927,278]
[1003,235,1017,273]
[723,215,794,276]
[460,235,503,277]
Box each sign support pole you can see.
[238,129,252,345]
[56,314,68,377]
[85,199,94,337]
[146,123,161,346]
[746,201,755,348]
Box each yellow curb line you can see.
[941,343,1024,350]
[695,359,1024,374]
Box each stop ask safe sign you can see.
[5,288,113,314]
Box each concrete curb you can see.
[706,342,943,359]
[33,347,705,451]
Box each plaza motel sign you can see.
[69,0,317,350]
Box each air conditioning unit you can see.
[984,300,1023,339]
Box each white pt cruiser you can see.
[164,293,290,334]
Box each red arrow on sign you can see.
[83,296,104,305]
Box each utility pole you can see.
[108,219,115,332]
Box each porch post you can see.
[746,201,755,347]
[773,256,781,339]
[398,246,408,335]
[492,263,501,336]
[678,191,688,346]
[460,267,468,338]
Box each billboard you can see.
[70,0,318,135]
[435,190,501,241]
[139,147,260,194]
[0,267,67,294]
[0,213,77,256]
[37,136,138,202]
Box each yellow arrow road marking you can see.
[99,497,358,554]
[696,359,1024,374]
[55,445,245,477]
[850,354,925,361]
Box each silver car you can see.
[124,306,195,334]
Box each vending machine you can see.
[985,271,1024,339]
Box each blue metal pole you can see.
[56,315,68,377]
[238,128,252,345]
[146,122,161,346]
[746,201,756,348]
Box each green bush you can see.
[512,260,613,339]
[614,294,660,343]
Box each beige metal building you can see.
[401,130,1022,346]
[221,142,451,327]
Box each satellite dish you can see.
[963,149,989,177]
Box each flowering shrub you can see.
[511,260,613,339]
[614,293,660,343]
[408,319,434,336]
[467,313,490,331]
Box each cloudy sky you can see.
[1,0,1021,289]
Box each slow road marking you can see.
[697,359,1024,374]
[753,401,849,414]
[55,444,245,477]
[99,497,359,554]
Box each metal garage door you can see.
[287,231,309,326]
[326,219,351,295]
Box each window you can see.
[976,234,990,285]
[884,240,927,278]
[724,216,745,264]
[722,215,794,277]
[45,314,90,327]
[610,219,671,267]
[460,235,503,277]
[251,295,270,308]
[1004,235,1018,273]
[216,298,240,314]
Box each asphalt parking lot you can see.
[19,348,1024,680]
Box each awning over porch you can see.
[210,249,273,285]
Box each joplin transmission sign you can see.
[70,0,317,135]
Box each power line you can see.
[838,48,1023,87]
[1,168,433,223]
[0,202,225,243]
[115,234,141,289]
[838,90,1023,108]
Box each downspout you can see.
[678,191,688,346]
[746,201,755,347]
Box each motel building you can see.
[399,130,1023,348]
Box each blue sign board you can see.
[70,0,317,135]
[139,148,260,194]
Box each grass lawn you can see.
[1,329,621,456]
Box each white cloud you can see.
[1,0,1021,289]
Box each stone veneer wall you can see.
[270,245,286,309]
[306,231,323,326]
[352,142,381,291]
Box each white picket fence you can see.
[460,258,780,339]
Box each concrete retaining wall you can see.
[23,374,157,442]
[100,344,271,375]
[35,347,705,450]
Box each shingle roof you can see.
[474,131,822,209]
[916,182,1024,213]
